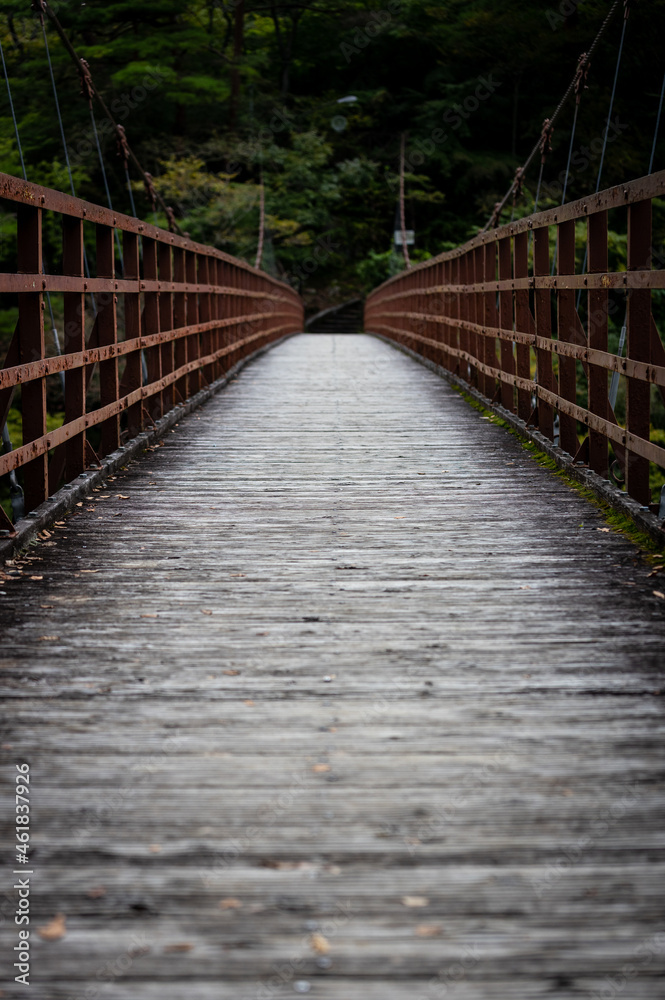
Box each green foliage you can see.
[0,0,664,310]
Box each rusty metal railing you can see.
[0,172,303,524]
[365,170,665,509]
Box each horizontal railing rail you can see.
[0,172,303,524]
[365,170,665,509]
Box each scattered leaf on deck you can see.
[654,590,665,599]
[310,932,330,954]
[312,763,331,773]
[30,576,43,581]
[37,913,66,940]
[244,699,255,707]
[148,844,162,853]
[223,669,240,676]
[402,895,429,908]
[200,609,213,615]
[163,942,193,953]
[38,635,59,641]
[415,924,442,937]
[219,898,243,910]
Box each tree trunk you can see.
[229,0,245,129]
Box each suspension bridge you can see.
[1,2,665,998]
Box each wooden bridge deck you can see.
[1,332,665,999]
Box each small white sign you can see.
[394,230,415,246]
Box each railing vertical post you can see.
[484,241,498,399]
[173,247,187,402]
[557,219,580,457]
[472,245,483,390]
[17,204,47,510]
[63,214,86,479]
[122,230,142,437]
[198,254,213,384]
[533,226,554,440]
[513,231,533,423]
[587,210,609,477]
[159,241,174,413]
[626,199,653,504]
[451,254,461,376]
[212,258,223,380]
[96,223,120,455]
[185,250,199,397]
[142,238,161,424]
[498,235,514,412]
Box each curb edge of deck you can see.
[367,330,665,547]
[1,332,300,563]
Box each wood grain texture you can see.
[1,333,665,999]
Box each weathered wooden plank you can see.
[1,333,664,999]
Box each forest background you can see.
[2,0,664,316]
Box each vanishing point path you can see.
[1,333,665,999]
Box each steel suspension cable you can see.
[41,16,76,198]
[43,4,183,233]
[595,11,628,193]
[649,68,665,174]
[37,6,97,316]
[482,0,621,232]
[575,4,630,307]
[0,38,27,180]
[79,60,124,270]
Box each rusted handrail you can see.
[0,172,303,520]
[365,170,665,508]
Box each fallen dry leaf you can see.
[244,699,255,707]
[141,614,158,619]
[200,608,213,615]
[219,898,243,910]
[37,913,66,941]
[654,590,665,600]
[40,604,54,609]
[80,569,99,574]
[310,933,330,955]
[415,924,442,937]
[38,635,59,641]
[223,669,240,676]
[597,527,611,533]
[312,763,331,773]
[148,844,162,853]
[30,575,43,581]
[394,516,405,519]
[402,895,429,908]
[163,943,193,953]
